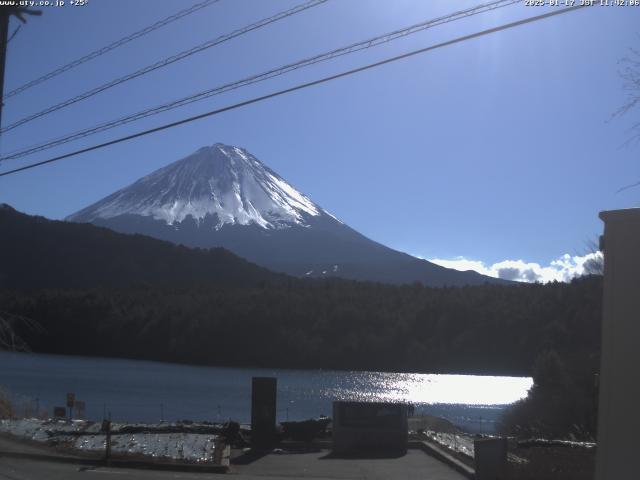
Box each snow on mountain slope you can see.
[68,143,334,229]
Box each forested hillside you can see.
[3,276,601,377]
[0,204,287,290]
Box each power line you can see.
[2,0,221,100]
[0,3,592,179]
[0,0,520,162]
[0,0,328,134]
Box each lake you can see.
[0,351,532,433]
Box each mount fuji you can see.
[67,143,502,286]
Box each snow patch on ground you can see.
[0,418,218,463]
[73,432,216,462]
[424,430,475,457]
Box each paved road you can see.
[0,450,468,480]
[0,433,467,479]
[232,449,468,479]
[0,457,210,480]
[0,435,63,455]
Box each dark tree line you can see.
[2,275,601,376]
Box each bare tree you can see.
[0,386,12,419]
[582,238,604,276]
[613,46,640,192]
[614,46,640,133]
[0,312,41,352]
[0,312,40,419]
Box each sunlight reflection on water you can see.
[314,371,533,405]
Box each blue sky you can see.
[0,0,638,282]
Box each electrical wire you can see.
[3,0,221,100]
[0,3,592,179]
[0,0,520,161]
[0,0,328,134]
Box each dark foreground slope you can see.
[0,204,287,290]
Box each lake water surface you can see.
[0,351,532,433]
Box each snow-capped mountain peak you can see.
[67,142,507,286]
[68,143,334,229]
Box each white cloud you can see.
[427,252,603,283]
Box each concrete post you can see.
[251,377,277,449]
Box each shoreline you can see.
[0,349,533,379]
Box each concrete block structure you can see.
[332,401,408,455]
[595,208,640,479]
[474,437,507,480]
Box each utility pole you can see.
[0,9,10,129]
[0,6,41,130]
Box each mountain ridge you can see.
[67,143,509,287]
[0,204,288,290]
